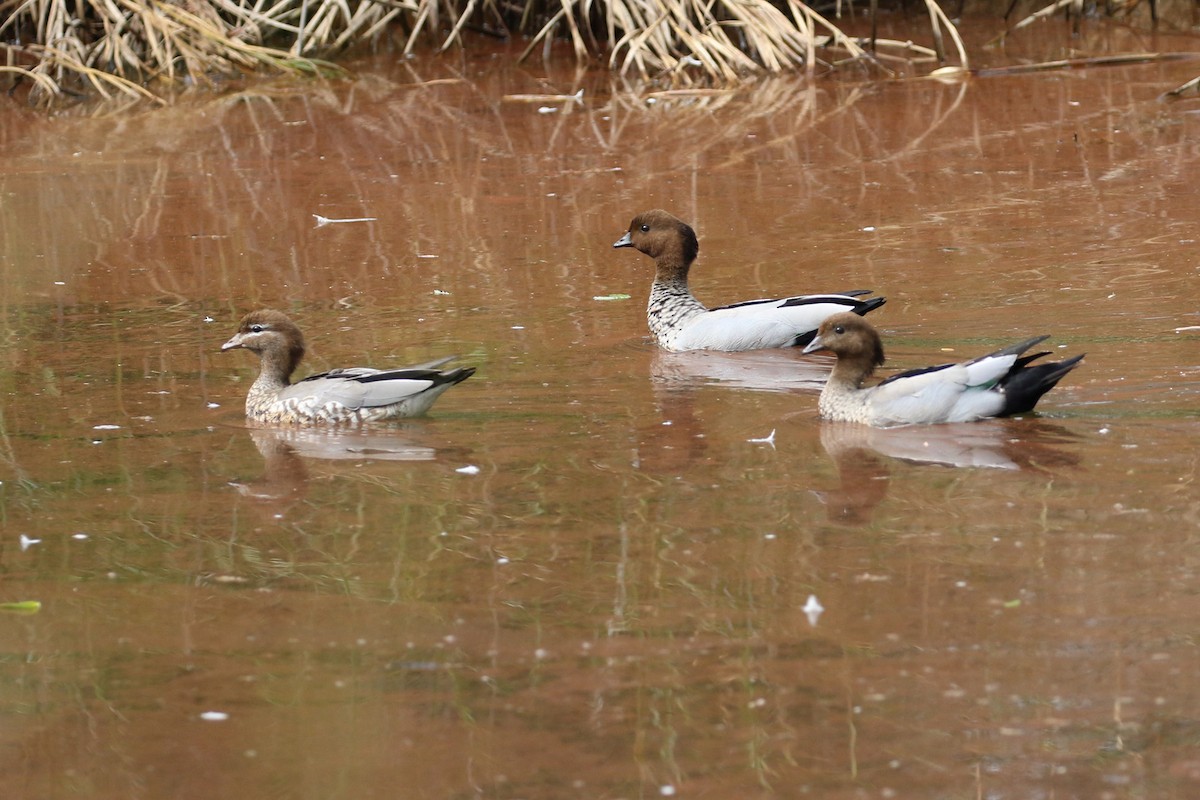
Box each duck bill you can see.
[801,335,826,355]
[612,232,632,248]
[221,335,245,352]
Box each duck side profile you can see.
[221,309,474,425]
[801,313,1083,427]
[613,209,885,352]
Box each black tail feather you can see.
[1000,354,1084,416]
[853,296,887,317]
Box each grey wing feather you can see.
[285,368,465,410]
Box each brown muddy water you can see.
[3,22,1200,800]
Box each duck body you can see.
[614,209,885,353]
[802,313,1083,427]
[222,309,474,426]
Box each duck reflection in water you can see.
[639,348,825,473]
[229,427,447,506]
[632,386,711,474]
[649,347,832,393]
[815,420,1082,524]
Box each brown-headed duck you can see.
[802,313,1083,427]
[613,209,884,352]
[221,309,474,425]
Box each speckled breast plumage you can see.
[244,381,448,426]
[647,282,706,351]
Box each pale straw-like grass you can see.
[2,0,970,105]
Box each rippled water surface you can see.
[3,22,1200,800]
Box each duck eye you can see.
[249,324,264,333]
[833,325,845,335]
[639,224,650,233]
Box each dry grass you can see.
[1,0,973,104]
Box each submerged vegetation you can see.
[0,0,1194,104]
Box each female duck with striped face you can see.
[614,209,885,352]
[802,313,1083,428]
[222,309,473,426]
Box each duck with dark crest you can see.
[802,313,1083,427]
[613,209,885,352]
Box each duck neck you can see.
[648,257,706,333]
[828,358,874,391]
[248,347,296,404]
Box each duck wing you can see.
[683,293,886,350]
[867,337,1051,425]
[287,365,474,410]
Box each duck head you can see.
[803,313,886,371]
[613,209,700,269]
[222,309,307,380]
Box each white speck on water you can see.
[207,403,220,409]
[19,534,41,550]
[313,214,377,227]
[200,711,229,721]
[803,594,824,626]
[512,325,525,330]
[203,316,214,323]
[862,226,876,232]
[660,785,676,796]
[93,424,120,431]
[433,289,451,295]
[72,533,89,540]
[456,465,480,475]
[497,557,509,565]
[535,648,548,660]
[54,281,65,286]
[1098,427,1110,435]
[764,532,776,540]
[537,106,557,114]
[955,580,968,588]
[748,428,776,445]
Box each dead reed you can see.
[2,0,972,104]
[4,0,1192,106]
